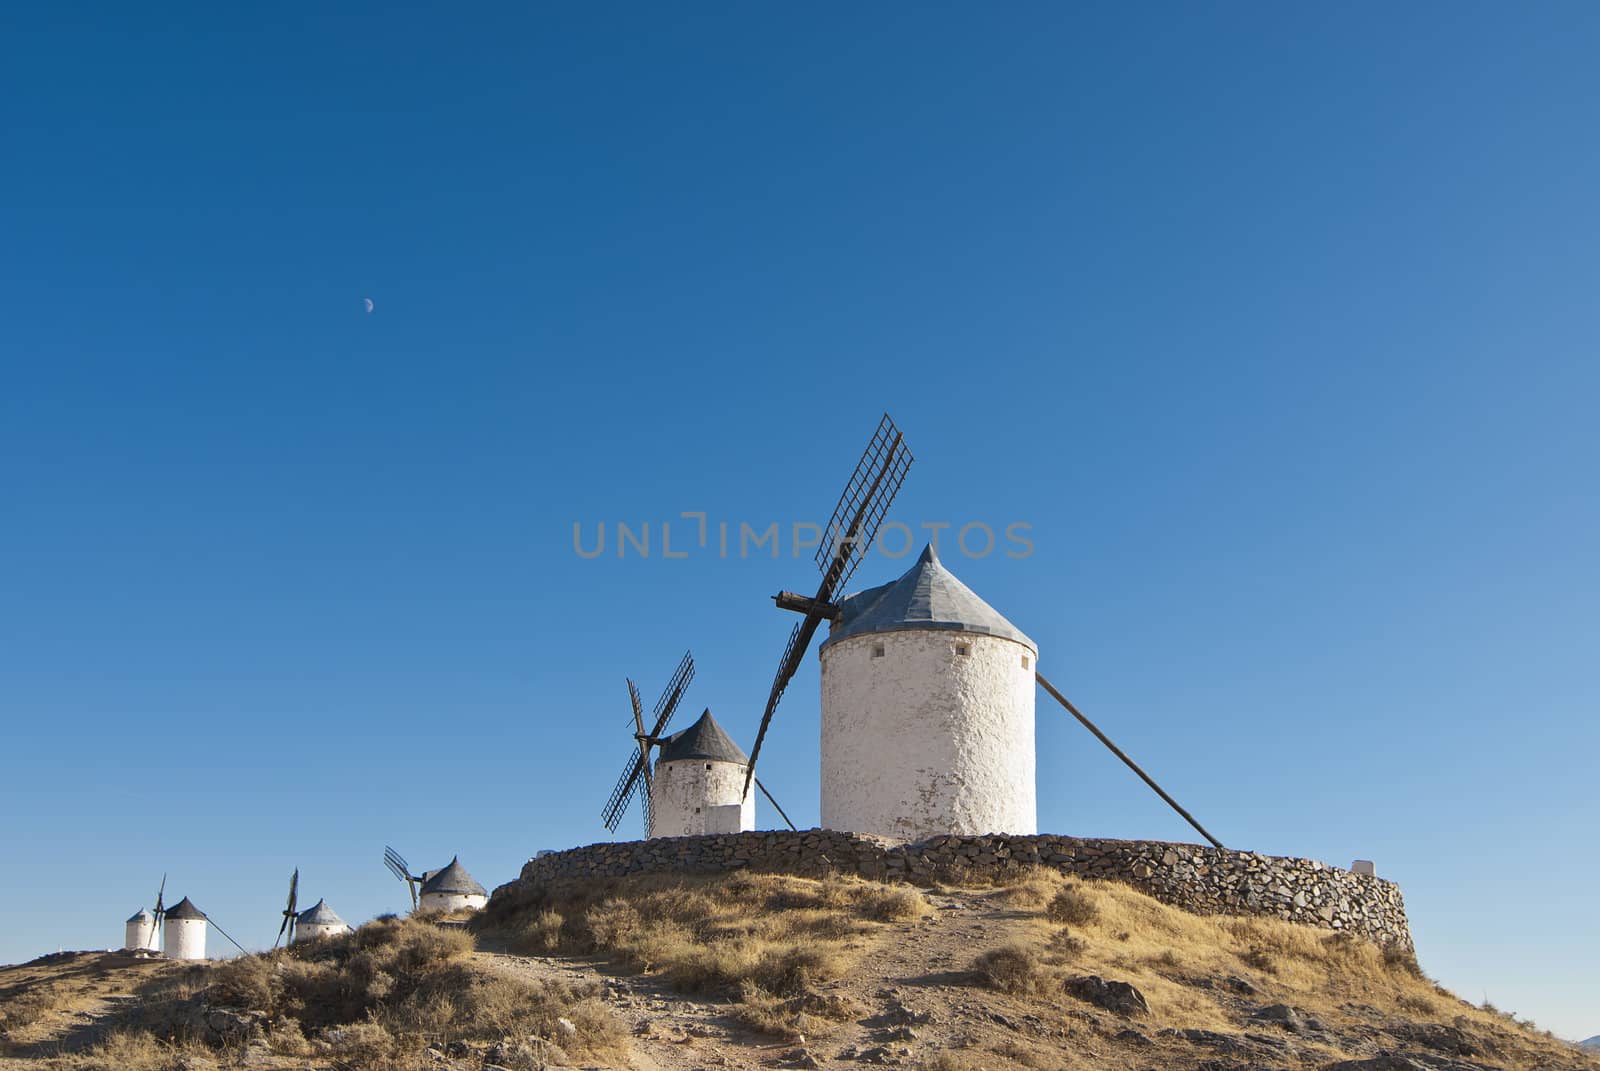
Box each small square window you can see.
[694,807,701,813]
[956,643,971,656]
[705,763,713,770]
[872,644,886,658]
[1021,655,1031,669]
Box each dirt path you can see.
[480,888,1041,1071]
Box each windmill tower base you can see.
[821,628,1036,842]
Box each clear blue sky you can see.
[3,2,1596,1040]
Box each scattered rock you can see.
[1242,1032,1293,1052]
[1321,1057,1428,1071]
[198,1006,264,1044]
[1063,975,1151,1018]
[870,1001,932,1027]
[1389,1023,1485,1057]
[1251,1004,1307,1033]
[485,1037,568,1069]
[1159,1028,1261,1058]
[1115,1028,1154,1046]
[855,1045,899,1064]
[172,1057,218,1071]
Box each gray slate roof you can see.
[657,708,749,764]
[419,857,486,897]
[297,899,346,926]
[127,908,154,924]
[164,897,205,921]
[821,544,1036,653]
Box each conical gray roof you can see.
[419,857,486,897]
[821,544,1035,653]
[164,897,205,921]
[657,708,749,764]
[296,899,346,926]
[127,908,154,924]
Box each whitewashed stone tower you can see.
[293,899,351,942]
[418,858,488,913]
[124,908,158,952]
[162,897,208,960]
[649,709,755,837]
[820,544,1037,842]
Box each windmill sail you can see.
[601,651,694,833]
[743,414,913,798]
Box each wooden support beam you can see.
[1035,671,1224,850]
[773,591,841,619]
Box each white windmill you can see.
[745,414,1224,849]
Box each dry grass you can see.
[918,1049,979,1071]
[732,984,863,1041]
[479,869,927,1038]
[0,982,69,1033]
[949,866,1596,1071]
[31,916,624,1071]
[55,1030,219,1071]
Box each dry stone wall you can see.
[494,830,1412,950]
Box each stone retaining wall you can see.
[493,830,1411,950]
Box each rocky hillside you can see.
[1581,1036,1600,1051]
[1,868,1594,1071]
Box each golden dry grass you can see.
[956,867,1594,1070]
[479,869,928,1038]
[22,916,625,1071]
[51,1030,217,1071]
[0,983,69,1033]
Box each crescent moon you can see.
[364,298,374,313]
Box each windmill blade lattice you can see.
[601,651,694,833]
[384,846,419,909]
[743,414,913,797]
[814,413,915,594]
[627,678,655,833]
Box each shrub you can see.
[734,984,861,1040]
[1047,929,1088,958]
[752,945,846,997]
[1383,946,1424,979]
[1046,885,1099,926]
[973,944,1046,995]
[1240,947,1278,975]
[857,885,929,922]
[321,1020,407,1068]
[507,908,565,954]
[206,953,280,1011]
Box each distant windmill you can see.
[601,651,695,835]
[274,869,299,949]
[384,846,421,910]
[744,413,914,799]
[602,652,799,835]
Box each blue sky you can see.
[3,1,1597,1040]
